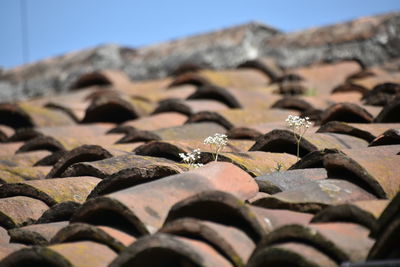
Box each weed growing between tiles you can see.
[286,115,312,161]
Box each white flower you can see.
[285,115,312,130]
[203,133,228,161]
[179,148,203,168]
[285,114,312,160]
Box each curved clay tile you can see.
[188,109,297,130]
[368,217,400,261]
[46,145,113,178]
[164,191,270,244]
[373,96,400,123]
[16,135,66,153]
[0,244,27,262]
[369,128,400,146]
[0,196,49,229]
[153,98,229,116]
[271,97,315,113]
[368,193,400,260]
[249,129,368,158]
[8,221,68,245]
[187,111,235,129]
[87,162,184,199]
[121,112,187,131]
[72,162,257,235]
[134,139,254,162]
[0,177,100,206]
[110,126,161,144]
[1,241,117,267]
[255,223,374,264]
[0,166,51,184]
[362,82,400,106]
[237,58,282,81]
[252,179,376,213]
[247,242,337,267]
[255,168,328,194]
[290,145,400,199]
[371,192,400,239]
[186,85,242,108]
[168,72,211,88]
[9,123,114,143]
[0,226,9,243]
[81,95,143,124]
[155,122,226,141]
[323,147,400,198]
[0,150,51,167]
[44,102,82,123]
[71,70,132,91]
[250,206,312,230]
[36,201,81,224]
[34,150,66,166]
[115,122,226,144]
[291,61,362,95]
[169,62,206,76]
[319,102,377,124]
[199,68,270,89]
[51,223,136,253]
[332,82,369,94]
[200,151,297,177]
[188,85,280,109]
[311,200,388,232]
[227,127,263,140]
[109,233,232,267]
[316,121,400,142]
[61,154,185,179]
[160,218,255,266]
[0,103,34,129]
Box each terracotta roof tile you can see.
[255,168,328,194]
[317,122,400,142]
[71,162,257,235]
[8,221,68,245]
[0,166,51,183]
[121,112,187,131]
[188,109,299,130]
[61,153,186,179]
[2,241,118,267]
[247,242,337,267]
[311,200,389,231]
[252,179,376,213]
[0,177,101,206]
[109,233,232,267]
[36,201,81,224]
[249,129,368,157]
[51,223,136,253]
[202,151,297,177]
[163,191,270,243]
[0,151,51,167]
[0,103,75,129]
[254,222,374,263]
[0,244,26,261]
[0,196,49,229]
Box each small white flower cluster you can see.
[179,148,203,168]
[286,114,312,160]
[204,133,228,161]
[285,115,312,130]
[203,133,228,147]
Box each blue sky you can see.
[0,0,399,68]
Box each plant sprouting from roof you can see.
[179,148,203,168]
[286,115,312,161]
[203,133,228,161]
